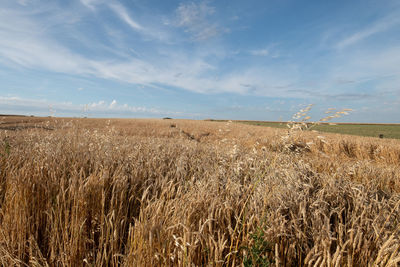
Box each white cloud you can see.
[336,14,400,49]
[250,49,269,56]
[80,0,103,10]
[86,100,161,114]
[109,3,143,31]
[0,96,180,117]
[0,10,88,73]
[89,100,105,108]
[109,99,117,108]
[3,2,379,101]
[106,3,170,42]
[173,1,225,40]
[328,46,400,88]
[16,0,31,6]
[176,1,215,26]
[0,17,299,98]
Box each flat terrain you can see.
[234,120,400,139]
[0,116,400,266]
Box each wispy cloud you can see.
[250,48,269,56]
[80,0,102,10]
[249,44,281,58]
[0,6,301,98]
[173,1,226,40]
[82,1,170,43]
[176,1,215,27]
[0,9,88,73]
[16,0,31,6]
[108,3,143,31]
[336,14,400,49]
[2,0,399,114]
[326,45,400,97]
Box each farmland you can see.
[232,121,400,140]
[0,116,400,266]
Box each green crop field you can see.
[235,121,400,139]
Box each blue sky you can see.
[1,0,400,122]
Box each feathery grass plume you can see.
[282,105,352,153]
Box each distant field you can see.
[235,121,400,139]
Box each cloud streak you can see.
[109,3,143,31]
[336,14,400,49]
[80,0,101,10]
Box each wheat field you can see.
[0,116,399,266]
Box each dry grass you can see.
[0,117,399,266]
